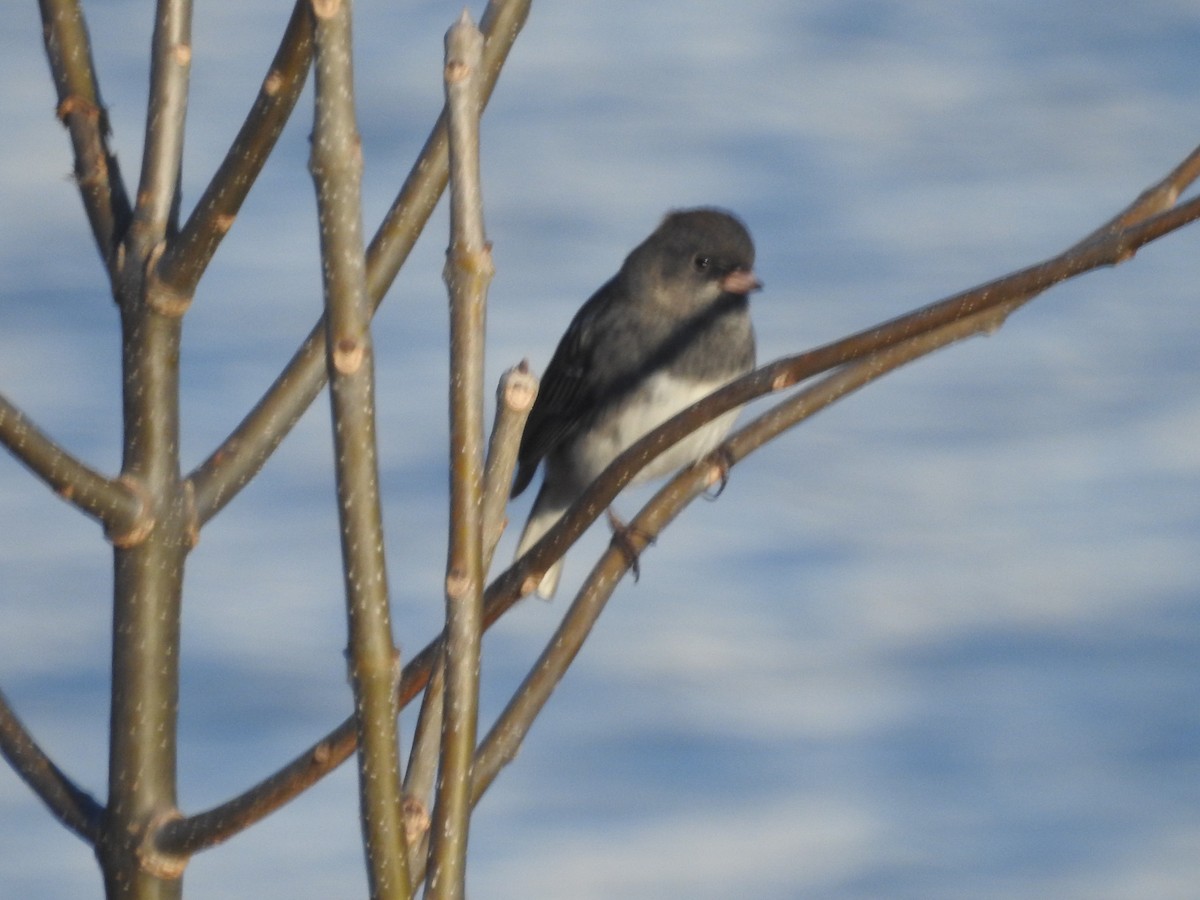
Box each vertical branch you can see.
[481,363,537,571]
[308,1,410,897]
[98,6,196,895]
[101,276,192,899]
[426,13,490,900]
[131,0,193,253]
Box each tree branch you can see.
[0,393,150,544]
[154,0,314,302]
[504,149,1200,597]
[309,0,410,895]
[155,141,1200,862]
[185,0,532,527]
[0,687,105,846]
[482,363,537,570]
[130,0,193,256]
[470,297,1030,803]
[426,13,489,899]
[37,0,133,274]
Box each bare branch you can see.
[0,687,105,846]
[0,393,150,543]
[505,155,1200,598]
[402,657,443,874]
[426,12,490,899]
[309,0,410,894]
[155,1,314,300]
[157,141,1200,861]
[482,363,537,570]
[131,0,193,252]
[37,0,133,273]
[186,0,532,527]
[470,295,1049,803]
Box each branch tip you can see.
[311,0,341,20]
[502,372,537,412]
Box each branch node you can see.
[312,740,333,766]
[182,479,200,549]
[263,69,285,97]
[106,476,156,548]
[445,567,474,601]
[139,808,188,880]
[172,43,192,68]
[402,794,431,846]
[55,94,98,125]
[332,336,364,374]
[771,370,798,391]
[145,242,193,317]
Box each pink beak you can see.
[720,268,762,296]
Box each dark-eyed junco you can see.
[511,208,761,598]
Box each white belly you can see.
[566,372,743,486]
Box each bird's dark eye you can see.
[693,254,711,272]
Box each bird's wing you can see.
[511,279,617,497]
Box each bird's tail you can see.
[514,486,567,600]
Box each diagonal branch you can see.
[0,687,105,846]
[37,0,133,274]
[155,141,1200,860]
[310,0,410,895]
[470,299,1026,804]
[0,393,150,543]
[186,0,532,528]
[154,0,314,303]
[505,155,1200,597]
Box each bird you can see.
[511,207,761,599]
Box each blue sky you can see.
[2,2,1199,897]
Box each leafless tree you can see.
[2,1,1198,897]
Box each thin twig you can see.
[309,0,409,896]
[403,653,444,814]
[130,0,193,254]
[37,0,133,274]
[481,363,538,571]
[186,0,532,527]
[155,0,314,301]
[0,393,149,543]
[156,142,1200,859]
[0,688,105,845]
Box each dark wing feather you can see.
[510,277,619,497]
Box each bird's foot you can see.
[606,508,655,582]
[701,446,735,500]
